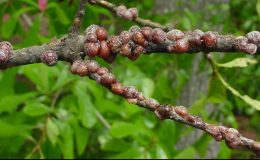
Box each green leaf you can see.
[52,67,75,92]
[207,73,226,103]
[22,64,50,93]
[1,16,17,39]
[0,68,17,97]
[110,147,144,159]
[47,3,70,25]
[73,85,97,128]
[95,98,120,114]
[181,16,192,30]
[101,138,131,152]
[142,78,154,97]
[174,146,197,159]
[193,134,212,157]
[109,122,137,138]
[46,118,60,146]
[158,121,179,151]
[1,7,35,39]
[217,73,260,110]
[242,95,260,110]
[156,145,168,159]
[74,123,89,155]
[23,15,42,46]
[189,97,207,114]
[216,58,257,68]
[217,141,232,158]
[257,0,260,20]
[21,64,50,93]
[20,0,38,8]
[85,80,104,98]
[59,123,74,159]
[0,120,31,138]
[0,92,37,113]
[23,102,51,116]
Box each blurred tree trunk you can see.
[154,0,230,158]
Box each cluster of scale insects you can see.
[81,25,260,63]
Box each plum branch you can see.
[89,0,170,31]
[1,25,259,69]
[0,0,259,156]
[69,0,88,36]
[70,58,260,155]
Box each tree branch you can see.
[69,0,88,37]
[70,59,260,155]
[1,25,259,69]
[0,9,259,155]
[89,0,170,31]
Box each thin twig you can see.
[51,89,62,108]
[70,59,260,155]
[0,2,259,155]
[69,0,88,37]
[21,14,33,27]
[89,0,171,31]
[95,110,111,129]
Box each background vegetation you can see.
[0,0,259,158]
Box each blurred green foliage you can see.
[0,0,259,158]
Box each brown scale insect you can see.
[123,10,134,20]
[70,60,88,76]
[202,31,217,48]
[127,98,138,104]
[141,26,153,41]
[97,67,109,76]
[86,60,100,73]
[246,31,260,45]
[123,86,139,98]
[252,142,260,152]
[167,29,185,41]
[120,31,132,44]
[0,41,13,54]
[145,98,159,111]
[86,33,98,42]
[100,73,116,86]
[206,124,223,141]
[99,41,110,58]
[71,60,81,74]
[128,8,138,19]
[0,41,13,64]
[234,37,257,54]
[174,106,188,118]
[111,82,124,95]
[116,5,127,17]
[75,61,88,76]
[96,27,108,41]
[186,115,195,123]
[245,43,257,55]
[132,31,145,45]
[136,92,145,101]
[129,45,145,61]
[223,128,240,142]
[155,105,173,119]
[168,39,189,53]
[104,53,117,63]
[188,30,203,46]
[107,36,122,53]
[84,42,100,57]
[0,49,9,64]
[129,25,141,33]
[120,43,132,57]
[40,50,58,66]
[152,28,167,44]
